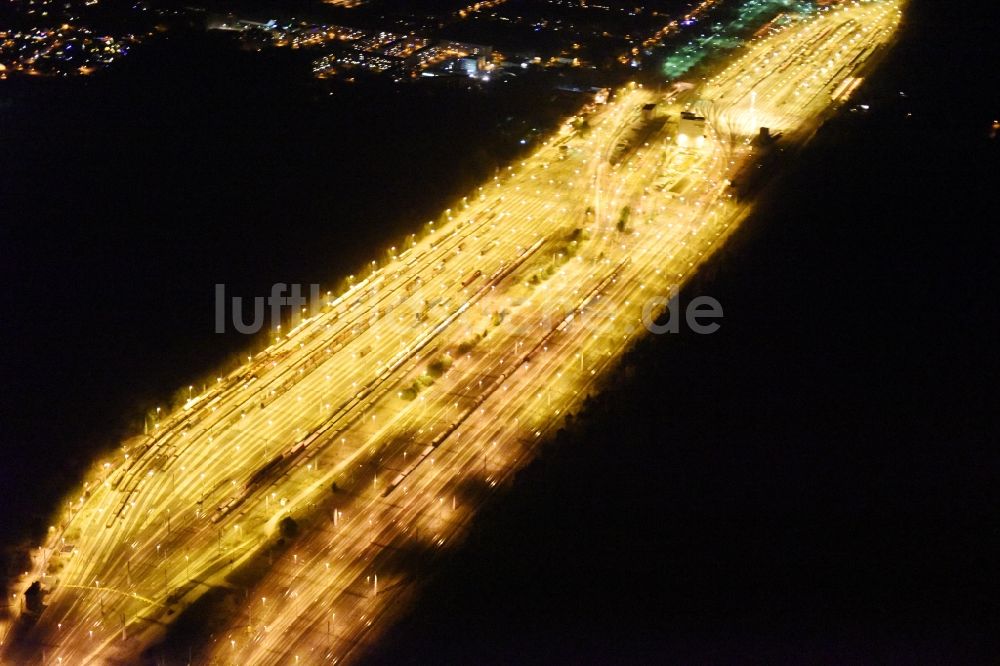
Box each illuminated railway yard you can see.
[0,2,903,663]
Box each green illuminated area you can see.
[661,0,816,79]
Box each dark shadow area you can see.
[442,473,494,507]
[369,536,443,577]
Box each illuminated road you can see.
[0,2,902,663]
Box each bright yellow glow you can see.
[2,2,903,663]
